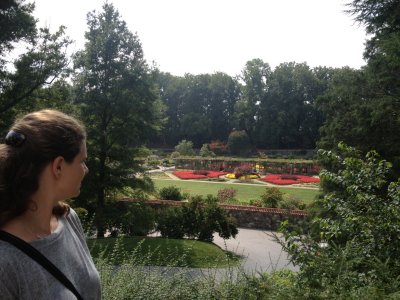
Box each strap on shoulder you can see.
[0,230,84,300]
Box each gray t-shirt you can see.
[0,209,101,299]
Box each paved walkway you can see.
[213,228,298,273]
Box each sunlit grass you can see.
[88,236,240,268]
[152,178,319,204]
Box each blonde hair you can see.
[0,109,86,226]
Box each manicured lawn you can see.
[87,236,240,268]
[153,179,319,204]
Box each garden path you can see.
[213,228,298,273]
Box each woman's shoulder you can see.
[0,240,21,269]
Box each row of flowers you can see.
[172,170,320,185]
[172,170,227,179]
[260,174,320,185]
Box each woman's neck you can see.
[1,203,59,242]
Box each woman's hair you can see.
[0,109,86,226]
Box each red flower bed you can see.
[260,174,320,185]
[173,170,227,180]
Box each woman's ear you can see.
[52,156,65,179]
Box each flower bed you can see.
[173,170,227,180]
[260,174,320,185]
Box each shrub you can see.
[159,185,184,201]
[156,207,185,239]
[174,139,195,156]
[199,143,216,157]
[217,188,237,203]
[182,195,238,242]
[170,151,181,159]
[233,164,255,178]
[279,143,400,296]
[105,201,156,237]
[249,199,263,207]
[120,202,156,236]
[227,130,252,156]
[208,140,227,155]
[157,195,238,242]
[260,187,284,208]
[74,207,88,220]
[280,196,306,210]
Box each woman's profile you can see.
[0,109,101,299]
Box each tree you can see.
[227,130,251,156]
[73,3,163,236]
[257,62,325,149]
[316,0,400,173]
[0,0,71,132]
[234,58,271,145]
[174,139,195,156]
[280,143,400,296]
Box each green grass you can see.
[88,236,240,268]
[153,178,319,204]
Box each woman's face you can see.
[58,142,89,200]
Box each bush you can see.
[159,185,184,201]
[280,196,306,210]
[105,201,156,237]
[156,207,185,239]
[217,188,237,203]
[208,140,227,155]
[279,143,400,296]
[170,151,181,159]
[199,143,216,157]
[227,130,252,156]
[74,207,88,220]
[156,195,238,242]
[260,187,284,208]
[174,139,195,156]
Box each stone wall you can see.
[220,205,308,230]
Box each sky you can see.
[30,0,368,77]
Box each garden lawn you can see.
[88,236,240,268]
[153,179,319,204]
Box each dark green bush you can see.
[260,187,284,208]
[156,207,185,239]
[159,185,184,201]
[156,195,238,242]
[227,130,252,156]
[280,196,306,210]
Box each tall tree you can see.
[234,58,271,145]
[317,0,400,170]
[0,0,71,132]
[257,62,325,149]
[73,3,164,235]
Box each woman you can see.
[0,109,101,299]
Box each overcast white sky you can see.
[30,0,367,77]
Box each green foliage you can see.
[217,188,237,203]
[199,143,216,157]
[169,151,180,159]
[74,207,88,220]
[260,187,284,208]
[0,0,71,131]
[159,185,184,201]
[156,195,238,242]
[105,201,155,237]
[72,3,163,235]
[155,207,185,239]
[280,196,306,210]
[174,139,195,156]
[227,130,252,156]
[280,143,400,296]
